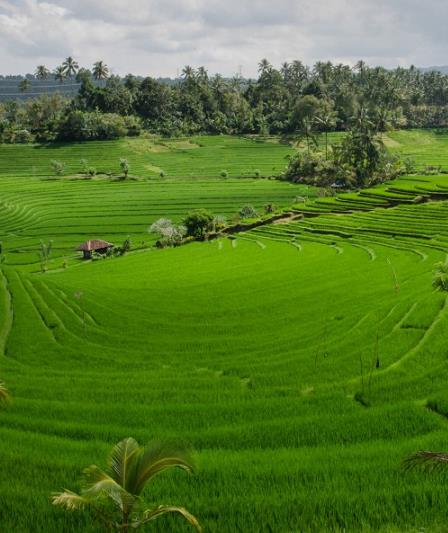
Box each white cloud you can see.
[0,0,447,77]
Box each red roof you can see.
[77,239,113,251]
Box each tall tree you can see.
[62,56,79,77]
[54,66,66,84]
[258,58,272,75]
[182,65,195,81]
[92,61,109,80]
[35,65,50,80]
[18,79,31,93]
[315,105,338,159]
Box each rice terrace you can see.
[5,6,448,531]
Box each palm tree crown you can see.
[35,65,50,80]
[92,61,109,81]
[62,56,79,77]
[18,79,31,93]
[432,261,448,292]
[52,437,202,531]
[54,66,66,84]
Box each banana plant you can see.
[52,437,202,532]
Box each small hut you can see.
[77,239,114,259]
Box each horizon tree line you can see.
[5,57,448,140]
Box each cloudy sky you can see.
[0,0,446,77]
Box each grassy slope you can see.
[325,128,448,171]
[0,136,304,266]
[0,135,293,178]
[1,132,448,531]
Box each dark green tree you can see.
[183,209,214,239]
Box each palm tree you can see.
[18,79,31,93]
[54,66,66,84]
[62,56,79,78]
[432,261,448,291]
[92,61,109,80]
[120,159,129,179]
[258,58,271,75]
[52,437,202,532]
[298,118,318,155]
[354,60,366,76]
[197,66,208,82]
[315,110,338,159]
[280,61,290,79]
[35,65,50,80]
[182,65,195,80]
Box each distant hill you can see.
[0,77,108,101]
[0,76,183,101]
[420,66,448,74]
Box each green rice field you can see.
[2,132,448,532]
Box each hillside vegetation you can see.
[1,131,448,531]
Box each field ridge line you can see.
[383,295,448,374]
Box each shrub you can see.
[50,160,65,176]
[80,159,89,173]
[123,115,142,136]
[114,237,131,256]
[58,110,128,141]
[13,129,32,143]
[239,205,258,219]
[433,262,448,291]
[220,170,229,178]
[120,158,129,179]
[424,165,442,175]
[149,218,186,246]
[183,209,214,239]
[212,214,227,232]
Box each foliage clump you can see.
[283,110,405,189]
[432,261,448,292]
[119,158,130,179]
[58,111,141,141]
[183,209,214,240]
[239,205,258,219]
[149,218,186,247]
[52,437,202,532]
[50,160,65,176]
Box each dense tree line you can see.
[4,58,448,142]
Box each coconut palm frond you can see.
[52,490,89,511]
[403,450,448,472]
[0,381,10,403]
[52,438,199,530]
[140,505,202,532]
[131,441,195,495]
[82,465,130,510]
[432,262,448,291]
[108,437,140,488]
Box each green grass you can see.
[2,133,448,532]
[0,135,302,267]
[321,128,448,172]
[0,135,293,179]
